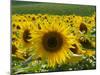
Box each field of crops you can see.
[12,1,96,16]
[11,1,96,75]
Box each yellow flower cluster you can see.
[12,14,96,67]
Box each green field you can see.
[12,1,96,16]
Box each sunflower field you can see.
[11,1,96,75]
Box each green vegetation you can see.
[12,1,96,16]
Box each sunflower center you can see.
[42,32,63,52]
[23,29,32,43]
[47,37,57,48]
[79,37,92,49]
[79,23,87,33]
[12,45,17,54]
[70,44,78,54]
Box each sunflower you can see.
[12,39,26,60]
[69,43,85,55]
[12,41,18,54]
[71,16,84,34]
[82,14,96,32]
[79,36,94,49]
[32,20,76,67]
[12,29,32,60]
[18,21,34,48]
[63,15,83,35]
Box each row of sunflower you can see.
[12,13,96,73]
